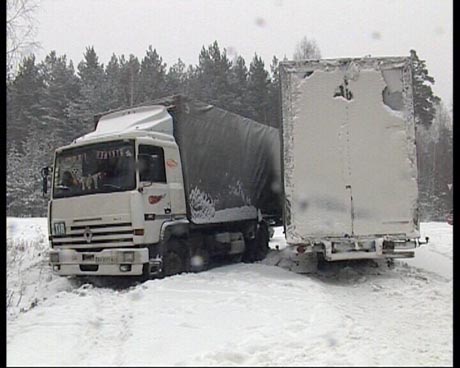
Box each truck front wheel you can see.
[162,250,185,276]
[161,239,188,277]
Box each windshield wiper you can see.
[102,183,122,190]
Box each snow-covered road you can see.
[7,219,452,366]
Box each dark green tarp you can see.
[153,95,282,225]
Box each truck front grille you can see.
[51,222,134,248]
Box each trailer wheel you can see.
[243,222,270,262]
[254,222,270,261]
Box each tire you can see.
[228,253,243,263]
[162,249,185,276]
[140,263,152,282]
[190,248,210,272]
[253,223,269,261]
[243,222,270,263]
[161,239,188,277]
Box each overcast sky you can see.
[35,0,452,104]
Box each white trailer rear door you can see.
[280,58,419,244]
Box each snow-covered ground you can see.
[7,218,452,366]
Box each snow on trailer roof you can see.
[279,56,411,75]
[75,105,175,144]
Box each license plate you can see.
[94,256,116,264]
[53,222,66,236]
[82,254,94,262]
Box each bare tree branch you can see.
[7,0,41,78]
[293,36,322,61]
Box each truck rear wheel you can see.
[190,247,210,272]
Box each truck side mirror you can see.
[41,167,50,196]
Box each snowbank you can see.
[6,218,75,320]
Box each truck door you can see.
[138,144,171,243]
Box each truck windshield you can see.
[53,140,135,198]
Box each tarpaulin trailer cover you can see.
[153,95,282,225]
[280,57,419,244]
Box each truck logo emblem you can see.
[166,159,178,168]
[149,194,165,205]
[83,227,93,243]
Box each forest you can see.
[6,41,452,221]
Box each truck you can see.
[43,95,282,278]
[278,56,422,272]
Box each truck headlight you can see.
[122,251,134,263]
[50,252,59,263]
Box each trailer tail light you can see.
[50,253,59,263]
[296,245,306,254]
[133,229,144,236]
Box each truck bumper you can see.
[49,248,149,276]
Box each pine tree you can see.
[185,64,199,97]
[247,54,271,125]
[77,46,105,86]
[119,54,141,107]
[67,46,108,133]
[7,52,80,216]
[268,55,281,127]
[410,49,441,128]
[166,58,188,95]
[105,53,125,110]
[39,51,81,144]
[7,54,46,151]
[228,55,249,117]
[139,46,168,102]
[193,41,233,108]
[7,130,54,216]
[416,102,453,220]
[431,103,453,219]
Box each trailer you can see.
[279,57,421,272]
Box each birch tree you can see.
[7,0,40,78]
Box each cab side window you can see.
[138,145,167,183]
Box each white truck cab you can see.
[48,106,187,276]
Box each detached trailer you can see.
[46,95,281,278]
[279,57,421,271]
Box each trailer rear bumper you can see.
[323,250,415,261]
[289,238,417,262]
[49,248,149,276]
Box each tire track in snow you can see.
[64,285,135,366]
[311,260,452,366]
